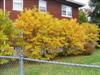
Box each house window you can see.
[62,5,72,18]
[39,0,47,12]
[13,0,23,11]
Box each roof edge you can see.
[66,0,85,6]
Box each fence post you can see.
[19,55,24,75]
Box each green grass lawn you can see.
[57,49,100,65]
[0,49,100,75]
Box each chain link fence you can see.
[0,55,100,75]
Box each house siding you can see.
[0,0,79,20]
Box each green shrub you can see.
[0,10,16,64]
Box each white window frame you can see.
[39,0,47,12]
[13,0,23,11]
[61,5,72,18]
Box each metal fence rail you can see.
[0,56,100,69]
[24,58,100,69]
[0,56,100,75]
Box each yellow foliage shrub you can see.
[81,23,99,54]
[0,10,16,64]
[15,8,99,60]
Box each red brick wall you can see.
[47,0,61,19]
[47,0,79,19]
[72,6,78,19]
[1,0,79,20]
[0,0,3,9]
[24,0,38,9]
[6,0,17,19]
[5,0,38,19]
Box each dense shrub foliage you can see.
[15,8,99,60]
[0,10,17,64]
[82,23,99,54]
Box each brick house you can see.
[0,0,84,19]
